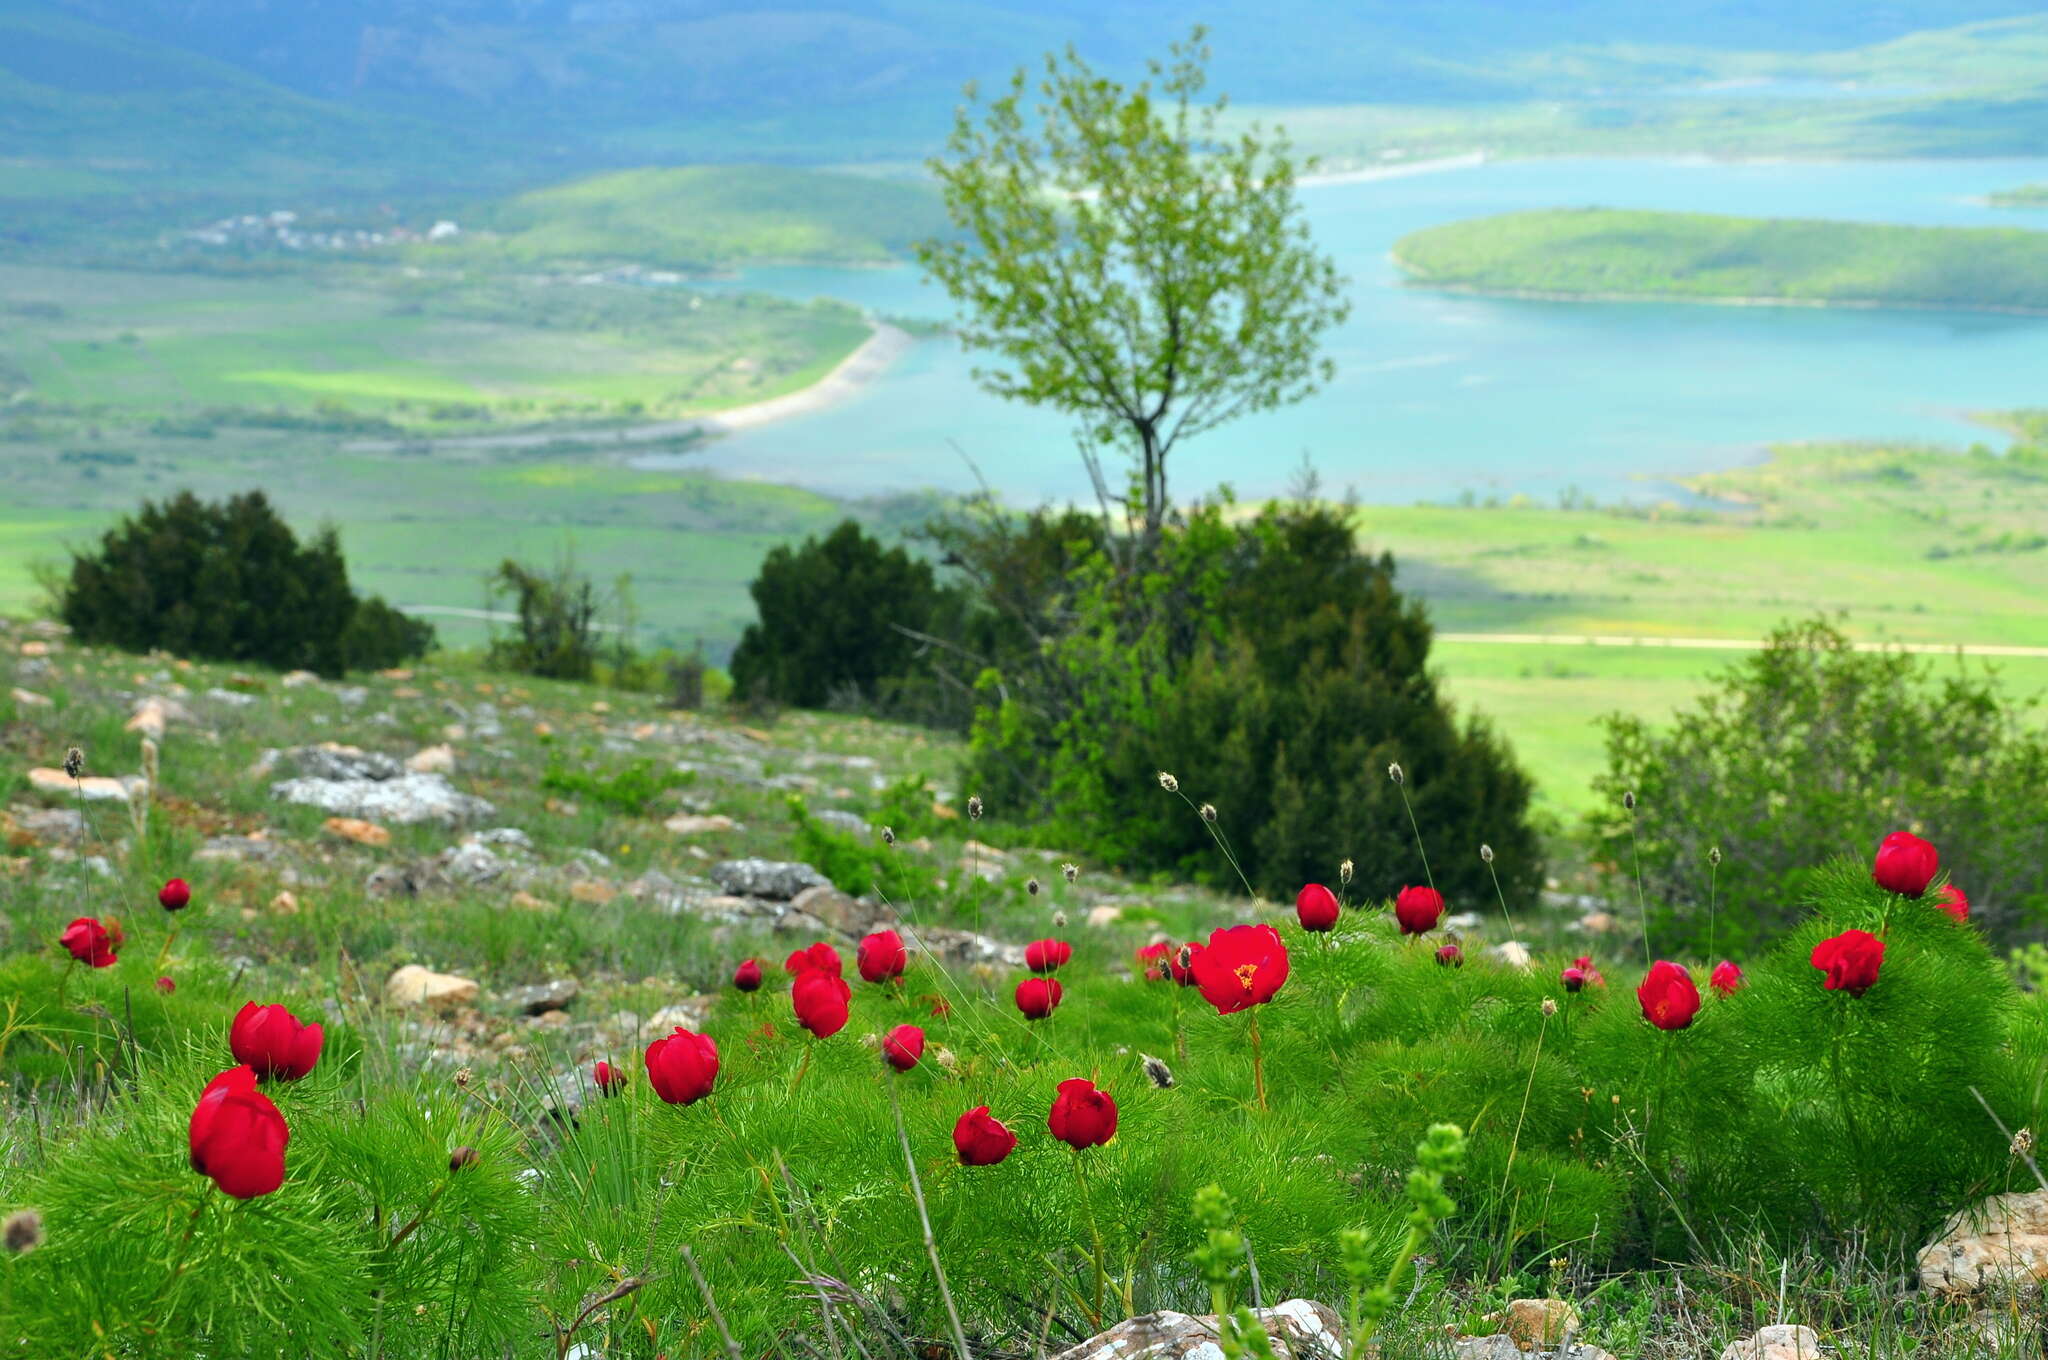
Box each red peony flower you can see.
[1189,924,1290,1015]
[791,970,852,1038]
[1873,831,1938,897]
[155,976,176,994]
[1135,942,1171,981]
[1168,942,1203,987]
[1024,939,1074,974]
[1561,955,1605,993]
[882,1023,925,1071]
[228,1001,325,1082]
[189,1066,288,1199]
[1936,884,1969,923]
[1295,883,1340,933]
[1393,885,1445,935]
[59,916,120,968]
[593,1060,626,1096]
[857,930,908,984]
[1709,960,1744,997]
[733,958,764,992]
[644,1026,719,1104]
[953,1106,1018,1166]
[1047,1077,1117,1150]
[1014,976,1064,1020]
[785,942,844,978]
[1636,961,1701,1031]
[1435,943,1464,969]
[158,878,192,912]
[1811,928,1885,998]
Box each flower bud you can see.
[1339,858,1354,885]
[1157,771,1179,793]
[1199,803,1217,823]
[1541,997,1558,1017]
[3,1209,42,1255]
[881,826,896,846]
[1141,1054,1176,1089]
[1026,877,1040,896]
[1622,790,1636,811]
[63,747,84,779]
[1479,844,1494,864]
[1387,762,1403,785]
[1062,862,1079,884]
[966,795,982,820]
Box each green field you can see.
[453,166,950,270]
[0,263,869,426]
[1990,182,2048,207]
[1393,208,2048,311]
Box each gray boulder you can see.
[710,858,828,900]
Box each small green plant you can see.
[1342,1123,1468,1357]
[539,757,688,815]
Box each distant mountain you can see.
[23,0,2047,138]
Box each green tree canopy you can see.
[916,29,1349,543]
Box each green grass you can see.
[1393,208,2048,311]
[455,165,951,270]
[0,262,870,424]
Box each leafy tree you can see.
[730,520,944,708]
[1594,617,2048,953]
[57,490,431,675]
[916,29,1349,544]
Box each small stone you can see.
[405,744,456,774]
[280,670,319,688]
[709,858,828,900]
[18,640,51,657]
[1490,1299,1581,1349]
[366,865,421,898]
[10,687,51,708]
[323,816,391,847]
[790,883,892,935]
[1087,904,1124,928]
[1719,1325,1821,1360]
[195,833,278,863]
[569,879,617,905]
[1577,911,1617,934]
[269,890,300,915]
[814,808,872,839]
[509,890,555,913]
[1920,1188,2048,1293]
[1051,1300,1343,1360]
[386,965,479,1010]
[510,979,580,1015]
[27,768,135,801]
[1486,941,1534,970]
[664,813,736,836]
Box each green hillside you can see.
[1394,208,2048,311]
[455,166,949,269]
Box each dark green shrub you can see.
[966,499,1544,907]
[56,490,430,676]
[1593,618,2048,953]
[731,520,944,708]
[340,596,438,671]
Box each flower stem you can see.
[1072,1154,1106,1330]
[1248,1012,1267,1112]
[54,958,75,1008]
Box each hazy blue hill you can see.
[35,0,2047,126]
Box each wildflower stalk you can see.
[1390,765,1438,897]
[1481,844,1516,942]
[54,958,75,1008]
[1190,1185,1279,1360]
[1624,791,1650,960]
[1071,1152,1108,1330]
[680,1246,746,1360]
[1706,846,1722,962]
[1498,1003,1551,1269]
[887,1074,974,1360]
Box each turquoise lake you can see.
[652,156,2048,507]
